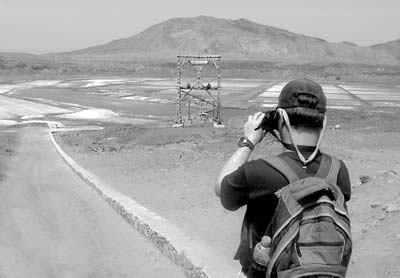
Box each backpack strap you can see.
[278,154,309,180]
[267,154,341,185]
[315,154,341,185]
[265,156,300,184]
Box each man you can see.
[215,78,351,277]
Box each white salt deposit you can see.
[0,120,19,126]
[0,85,21,94]
[321,85,338,89]
[266,85,285,91]
[83,79,127,87]
[24,80,61,87]
[324,94,353,100]
[0,80,61,94]
[259,92,280,98]
[60,109,119,119]
[122,95,171,103]
[260,103,277,108]
[326,106,356,110]
[360,95,400,101]
[21,115,45,120]
[370,102,400,107]
[323,88,346,95]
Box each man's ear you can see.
[276,109,286,131]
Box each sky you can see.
[1,0,399,54]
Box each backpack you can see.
[263,154,352,278]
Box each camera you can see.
[256,110,279,132]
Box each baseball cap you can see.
[278,78,327,112]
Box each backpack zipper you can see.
[296,241,344,263]
[297,241,344,247]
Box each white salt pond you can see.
[0,120,19,126]
[59,109,119,120]
[122,95,172,104]
[255,82,400,109]
[83,79,129,87]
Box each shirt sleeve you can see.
[220,164,249,211]
[220,159,288,210]
[337,160,351,201]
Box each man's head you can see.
[253,78,327,163]
[278,78,326,130]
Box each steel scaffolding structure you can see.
[175,54,222,127]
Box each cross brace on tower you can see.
[175,54,222,127]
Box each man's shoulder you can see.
[244,157,287,172]
[318,152,348,168]
[243,157,290,187]
[242,158,270,169]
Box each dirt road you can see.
[0,126,184,278]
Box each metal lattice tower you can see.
[175,54,222,127]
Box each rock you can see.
[380,170,398,178]
[384,204,400,213]
[213,122,225,128]
[377,213,387,221]
[359,175,371,184]
[334,124,341,130]
[390,170,398,175]
[383,199,400,213]
[371,202,382,209]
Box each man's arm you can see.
[338,160,351,201]
[215,112,265,197]
[215,147,252,197]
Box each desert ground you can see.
[1,77,400,277]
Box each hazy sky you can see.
[1,0,399,54]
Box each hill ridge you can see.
[57,16,395,63]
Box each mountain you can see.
[62,16,397,63]
[370,39,400,60]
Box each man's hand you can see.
[244,112,265,145]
